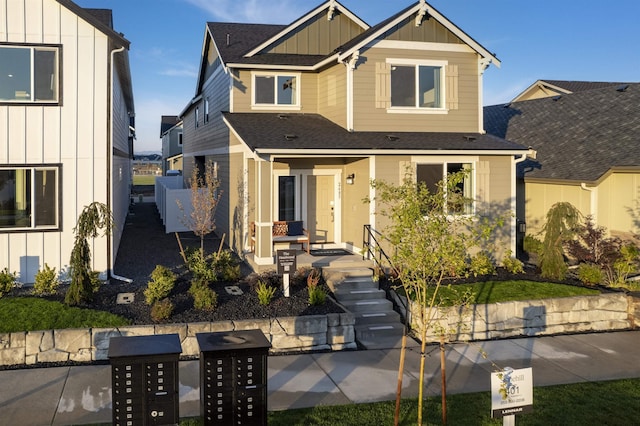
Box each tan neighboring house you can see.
[511,79,628,102]
[0,0,135,283]
[180,0,530,266]
[484,82,640,241]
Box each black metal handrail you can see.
[362,224,394,277]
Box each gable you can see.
[379,14,464,45]
[262,10,366,56]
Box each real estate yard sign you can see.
[491,367,533,419]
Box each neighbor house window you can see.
[0,44,60,104]
[204,98,209,123]
[178,132,183,146]
[195,106,199,128]
[416,162,473,215]
[253,72,300,108]
[388,59,446,110]
[0,165,60,230]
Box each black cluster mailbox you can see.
[108,334,182,426]
[197,329,271,426]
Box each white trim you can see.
[386,58,448,67]
[369,156,376,231]
[227,54,339,71]
[244,1,369,58]
[256,149,528,156]
[371,40,474,53]
[413,159,477,216]
[251,71,301,109]
[338,1,500,68]
[387,108,448,115]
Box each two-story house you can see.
[160,115,183,175]
[180,0,530,266]
[0,0,134,283]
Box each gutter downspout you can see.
[580,183,596,223]
[512,151,532,256]
[109,45,133,284]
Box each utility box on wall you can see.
[108,334,182,426]
[196,329,271,426]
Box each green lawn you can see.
[133,174,157,185]
[0,297,130,332]
[160,378,640,426]
[426,280,600,306]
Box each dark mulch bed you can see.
[11,270,344,326]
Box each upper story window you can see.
[416,162,473,215]
[376,59,457,113]
[195,106,200,128]
[252,71,300,110]
[0,44,60,104]
[0,165,61,230]
[204,98,210,123]
[178,132,183,146]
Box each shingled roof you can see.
[484,83,640,183]
[223,112,527,154]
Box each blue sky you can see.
[74,0,640,153]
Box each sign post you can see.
[276,250,297,297]
[491,367,533,424]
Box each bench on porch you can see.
[250,221,310,254]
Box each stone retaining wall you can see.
[0,313,356,367]
[402,292,636,341]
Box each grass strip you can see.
[0,297,130,332]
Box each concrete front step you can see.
[357,334,421,350]
[355,310,401,325]
[340,298,393,313]
[326,277,378,293]
[334,288,386,301]
[323,267,373,286]
[355,323,405,340]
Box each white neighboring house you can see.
[0,0,135,283]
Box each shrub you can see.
[608,243,640,287]
[186,248,240,282]
[189,279,218,311]
[306,268,326,306]
[0,268,18,298]
[185,248,216,282]
[144,265,176,305]
[256,280,277,306]
[502,250,524,274]
[566,216,620,269]
[33,264,60,295]
[308,285,326,306]
[523,235,543,256]
[150,298,174,322]
[468,252,496,277]
[539,202,582,281]
[211,250,241,281]
[578,263,604,285]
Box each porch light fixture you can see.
[284,134,297,141]
[346,173,355,185]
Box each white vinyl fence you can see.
[155,176,192,233]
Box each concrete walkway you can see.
[0,330,639,425]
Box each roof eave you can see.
[337,1,500,67]
[255,148,529,156]
[226,54,338,71]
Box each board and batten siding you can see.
[524,182,591,235]
[597,172,640,236]
[1,0,115,282]
[352,47,480,133]
[265,10,365,56]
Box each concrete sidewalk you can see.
[1,330,639,425]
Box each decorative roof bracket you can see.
[479,58,492,74]
[348,50,359,70]
[328,0,337,21]
[416,0,428,27]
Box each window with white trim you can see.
[204,98,210,123]
[0,165,60,230]
[252,72,300,108]
[416,162,473,215]
[0,44,60,104]
[195,106,199,128]
[376,60,458,111]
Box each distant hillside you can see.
[134,153,162,161]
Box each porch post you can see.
[254,158,273,261]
